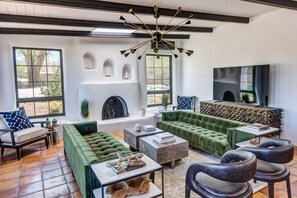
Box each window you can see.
[240,66,255,103]
[146,54,172,106]
[13,47,65,117]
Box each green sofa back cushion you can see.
[177,111,243,135]
[73,121,98,136]
[163,111,179,121]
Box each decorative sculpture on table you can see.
[134,123,142,132]
[106,177,151,198]
[107,152,143,166]
[106,152,145,174]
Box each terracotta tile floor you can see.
[0,138,296,198]
[0,141,82,198]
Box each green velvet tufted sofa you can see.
[63,121,132,198]
[157,111,253,156]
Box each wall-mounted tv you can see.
[213,65,270,106]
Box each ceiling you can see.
[0,0,281,36]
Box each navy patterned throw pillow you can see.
[177,96,193,110]
[0,108,34,131]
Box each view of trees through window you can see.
[14,47,64,117]
[146,54,172,106]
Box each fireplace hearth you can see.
[102,96,129,120]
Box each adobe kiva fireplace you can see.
[223,91,235,102]
[102,96,129,120]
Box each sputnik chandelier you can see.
[120,5,194,59]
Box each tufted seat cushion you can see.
[195,172,249,197]
[84,132,131,161]
[1,126,46,143]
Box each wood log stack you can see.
[200,100,283,135]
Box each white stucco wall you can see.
[0,35,182,121]
[182,9,297,145]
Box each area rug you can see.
[119,139,266,198]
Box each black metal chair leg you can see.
[185,185,190,198]
[286,177,292,198]
[149,172,155,183]
[1,147,4,156]
[45,137,49,149]
[64,149,67,159]
[16,147,20,161]
[268,183,274,198]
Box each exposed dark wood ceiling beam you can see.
[0,14,213,33]
[0,28,190,39]
[242,0,297,10]
[13,0,249,23]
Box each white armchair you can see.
[0,107,49,160]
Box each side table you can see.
[235,126,279,147]
[91,154,164,198]
[47,125,60,145]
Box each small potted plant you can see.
[81,99,89,118]
[162,94,168,110]
[242,93,250,104]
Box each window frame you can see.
[240,66,256,103]
[146,54,173,107]
[13,47,65,118]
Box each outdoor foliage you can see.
[162,94,168,106]
[40,68,62,97]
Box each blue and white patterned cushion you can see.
[0,108,34,131]
[177,96,193,110]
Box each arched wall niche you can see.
[122,64,131,80]
[103,59,114,78]
[83,52,95,69]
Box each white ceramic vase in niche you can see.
[139,108,145,117]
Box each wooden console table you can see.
[200,100,283,135]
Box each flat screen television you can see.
[213,65,270,106]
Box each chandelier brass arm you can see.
[121,39,153,57]
[162,15,193,35]
[162,39,194,56]
[120,16,153,35]
[128,8,153,34]
[161,7,183,32]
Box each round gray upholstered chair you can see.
[185,150,257,198]
[239,139,294,198]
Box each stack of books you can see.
[153,133,176,144]
[142,125,156,132]
[246,123,270,131]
